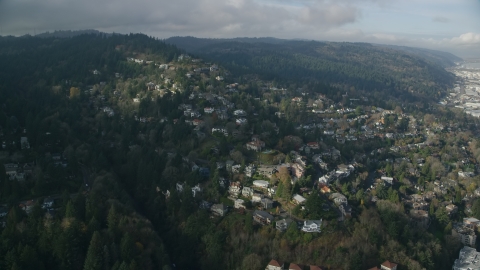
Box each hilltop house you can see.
[266,260,284,270]
[301,220,322,233]
[276,218,294,232]
[253,210,274,225]
[292,194,306,205]
[211,204,228,217]
[234,199,245,209]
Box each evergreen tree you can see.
[65,200,76,218]
[84,231,104,270]
[120,233,135,263]
[107,204,119,235]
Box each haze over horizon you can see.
[0,0,479,58]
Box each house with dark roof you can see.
[276,218,294,232]
[211,204,228,217]
[253,210,274,226]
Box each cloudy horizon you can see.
[0,0,479,58]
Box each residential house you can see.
[0,207,8,218]
[245,164,256,177]
[234,199,245,209]
[301,220,322,233]
[292,194,306,205]
[212,127,228,136]
[261,198,274,209]
[268,186,277,197]
[459,171,475,178]
[176,182,184,193]
[339,203,352,217]
[253,180,269,189]
[211,204,228,217]
[253,210,274,225]
[20,137,30,149]
[236,118,248,125]
[307,142,319,150]
[276,218,294,232]
[19,200,35,213]
[204,107,215,114]
[252,193,264,203]
[463,217,480,229]
[42,197,54,209]
[380,260,398,270]
[330,193,347,206]
[191,184,202,197]
[266,259,284,270]
[257,165,277,178]
[446,204,459,216]
[242,187,254,197]
[192,119,204,126]
[291,163,306,179]
[289,263,303,270]
[318,175,332,185]
[199,167,210,178]
[233,109,247,116]
[453,246,480,270]
[229,182,242,197]
[4,163,19,180]
[452,223,477,247]
[410,210,430,229]
[246,140,265,152]
[381,176,394,185]
[320,186,331,194]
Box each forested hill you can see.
[0,34,183,270]
[166,37,457,101]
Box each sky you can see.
[0,0,479,58]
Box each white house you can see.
[191,184,202,197]
[253,180,269,189]
[330,193,347,206]
[236,118,248,125]
[252,193,264,203]
[234,199,245,209]
[301,220,322,233]
[204,107,215,114]
[233,109,246,116]
[176,183,184,193]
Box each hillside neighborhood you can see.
[2,42,480,270]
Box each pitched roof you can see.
[381,260,397,268]
[289,263,303,270]
[309,265,323,270]
[268,259,281,267]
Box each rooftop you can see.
[453,246,480,270]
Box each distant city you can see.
[442,62,480,117]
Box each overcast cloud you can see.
[0,0,479,57]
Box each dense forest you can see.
[166,37,458,102]
[0,32,476,270]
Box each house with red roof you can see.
[288,263,303,270]
[266,259,284,270]
[381,260,397,270]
